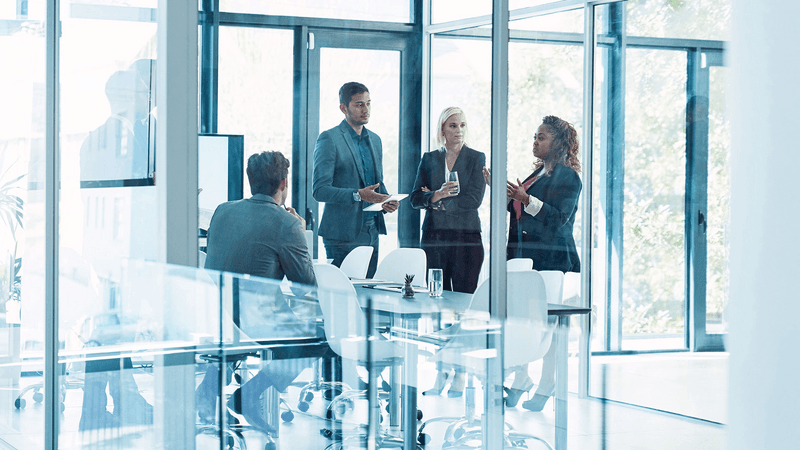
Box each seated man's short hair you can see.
[246,151,290,196]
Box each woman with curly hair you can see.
[504,115,582,271]
[483,115,582,411]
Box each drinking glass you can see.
[447,171,460,195]
[428,268,443,297]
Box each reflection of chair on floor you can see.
[313,263,408,448]
[417,270,555,449]
[195,337,329,450]
[13,361,79,411]
[194,276,328,450]
[339,246,374,279]
[372,248,426,285]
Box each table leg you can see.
[390,365,401,426]
[401,316,419,450]
[555,316,568,450]
[389,314,402,427]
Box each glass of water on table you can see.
[428,269,443,297]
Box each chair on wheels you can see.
[372,248,427,286]
[313,263,410,449]
[417,270,555,449]
[339,246,374,279]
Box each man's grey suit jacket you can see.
[204,194,316,286]
[312,120,388,242]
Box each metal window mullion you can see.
[44,1,61,449]
[579,2,595,399]
[293,26,311,254]
[200,0,219,134]
[486,0,508,448]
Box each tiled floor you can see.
[0,354,727,449]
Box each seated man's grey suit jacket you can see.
[204,194,316,286]
[312,120,388,242]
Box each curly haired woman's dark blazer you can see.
[507,163,582,273]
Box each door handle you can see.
[305,208,315,231]
[698,211,707,233]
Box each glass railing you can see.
[1,259,591,449]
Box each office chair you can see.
[339,246,374,279]
[417,271,555,449]
[372,248,427,286]
[313,263,410,449]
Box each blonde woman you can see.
[410,106,486,396]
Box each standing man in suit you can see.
[313,81,399,278]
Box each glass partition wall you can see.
[3,0,730,448]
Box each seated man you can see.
[197,151,319,433]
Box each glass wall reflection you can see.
[0,1,46,448]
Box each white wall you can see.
[727,1,800,448]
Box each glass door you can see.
[305,30,410,263]
[689,49,728,351]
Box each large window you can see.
[217,27,294,202]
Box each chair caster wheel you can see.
[33,392,44,403]
[334,402,347,415]
[225,435,235,449]
[264,442,276,450]
[298,401,309,412]
[418,433,431,445]
[60,402,65,413]
[381,380,391,391]
[442,442,452,449]
[281,410,294,422]
[417,409,423,421]
[379,414,383,423]
[453,428,464,439]
[233,373,243,384]
[325,409,334,419]
[14,398,25,409]
[304,391,314,402]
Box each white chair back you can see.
[562,271,581,304]
[441,271,551,369]
[339,246,374,279]
[372,248,427,286]
[506,270,551,367]
[305,230,314,260]
[538,270,565,305]
[313,263,364,356]
[507,258,533,271]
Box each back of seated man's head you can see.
[246,151,290,198]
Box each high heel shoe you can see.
[521,385,554,412]
[521,394,550,412]
[446,371,466,398]
[503,376,534,407]
[422,370,450,396]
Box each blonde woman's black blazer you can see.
[410,145,486,232]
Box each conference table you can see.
[352,283,590,450]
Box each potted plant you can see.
[0,158,24,323]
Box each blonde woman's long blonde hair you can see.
[434,106,469,149]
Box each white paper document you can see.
[363,194,408,211]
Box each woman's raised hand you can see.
[506,178,529,204]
